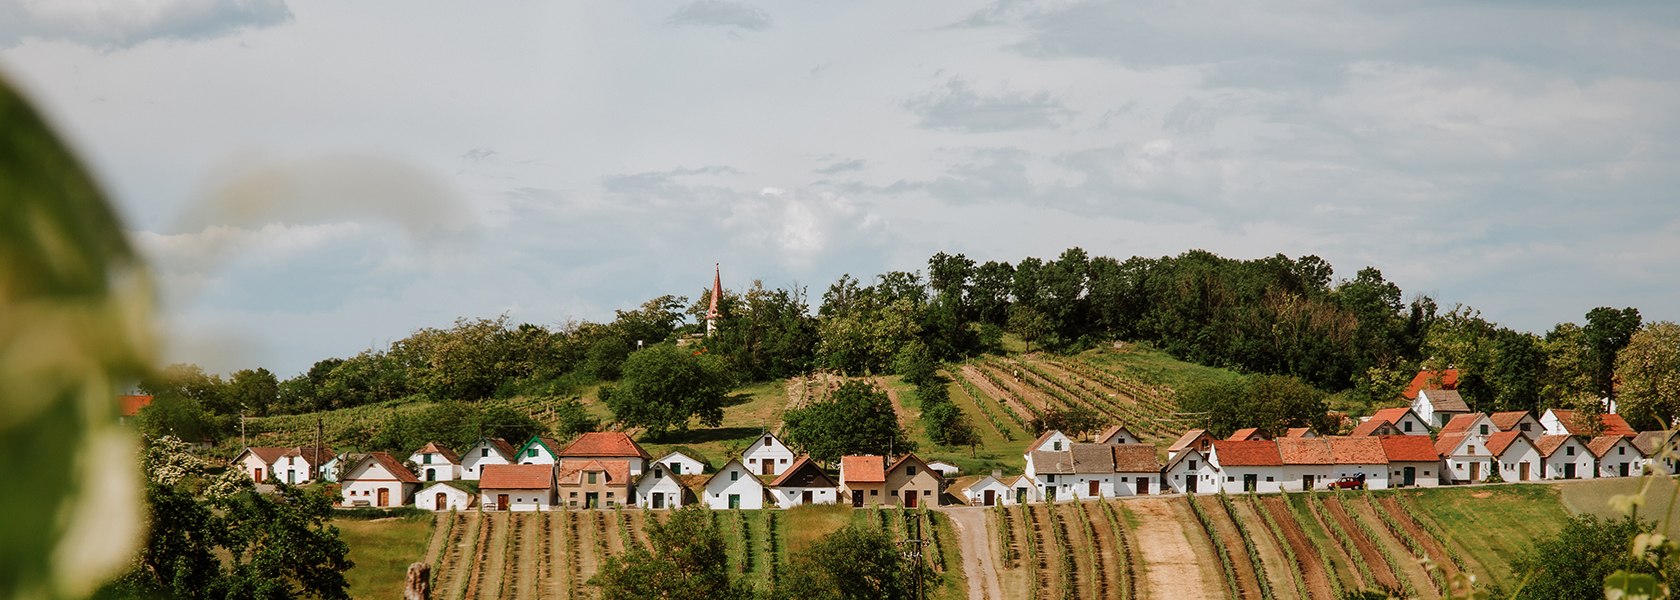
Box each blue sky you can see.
[3,1,1677,377]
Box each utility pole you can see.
[898,512,930,600]
[314,416,324,481]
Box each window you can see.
[1046,474,1056,483]
[891,490,899,496]
[1480,424,1489,435]
[1121,477,1129,482]
[1620,447,1626,456]
[1566,446,1575,456]
[1404,421,1413,432]
[765,436,773,447]
[1189,460,1198,470]
[1521,423,1531,431]
[588,472,599,484]
[780,458,788,464]
[528,449,537,458]
[923,490,932,496]
[482,448,489,457]
[655,468,663,479]
[1053,441,1063,451]
[1266,477,1274,482]
[671,463,682,474]
[1425,471,1431,476]
[570,492,577,498]
[424,454,432,464]
[606,492,614,499]
[908,466,917,476]
[1468,445,1477,454]
[871,490,878,496]
[730,471,740,481]
[1227,477,1234,482]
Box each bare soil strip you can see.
[1025,504,1056,599]
[943,507,1004,600]
[478,513,512,600]
[958,364,1040,424]
[1259,496,1337,599]
[437,513,477,600]
[1348,497,1439,600]
[1229,498,1303,600]
[1194,496,1262,598]
[575,510,601,590]
[1377,496,1461,581]
[1322,498,1400,591]
[1129,498,1219,600]
[514,513,543,599]
[1082,502,1126,600]
[872,376,909,427]
[422,512,449,567]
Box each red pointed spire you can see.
[706,263,721,336]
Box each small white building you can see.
[340,452,421,508]
[460,438,516,481]
[768,456,837,507]
[1488,431,1543,483]
[409,442,462,482]
[1380,435,1442,488]
[1435,433,1493,484]
[1634,431,1678,475]
[1163,447,1218,495]
[1026,429,1075,455]
[234,446,334,485]
[479,463,555,511]
[1209,440,1283,494]
[1025,449,1075,502]
[1004,475,1041,504]
[1275,438,1335,491]
[1441,413,1499,441]
[557,431,652,477]
[742,432,797,477]
[1413,389,1470,428]
[1094,425,1141,445]
[514,436,564,466]
[1536,435,1595,480]
[634,462,691,510]
[964,474,1012,506]
[417,481,475,511]
[1541,408,1639,437]
[1330,437,1391,490]
[926,461,961,477]
[1590,435,1645,478]
[703,458,767,510]
[1111,445,1164,495]
[1166,429,1215,460]
[651,450,708,476]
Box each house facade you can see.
[556,459,631,509]
[1275,438,1334,491]
[964,475,1011,506]
[651,450,707,476]
[1163,448,1217,495]
[1330,437,1390,490]
[1361,407,1430,436]
[1167,429,1215,460]
[883,454,942,508]
[839,455,887,508]
[460,438,516,480]
[1209,440,1283,494]
[515,436,564,465]
[1435,433,1493,484]
[742,432,796,477]
[1591,435,1645,478]
[409,442,462,482]
[1380,435,1442,488]
[1413,389,1470,428]
[480,463,555,511]
[417,481,474,511]
[234,446,333,485]
[1441,413,1498,440]
[558,432,652,476]
[1094,425,1141,445]
[340,452,420,508]
[769,456,837,508]
[1489,411,1544,439]
[635,462,692,509]
[1536,435,1595,480]
[1111,445,1164,495]
[1488,431,1542,482]
[702,458,767,510]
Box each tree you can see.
[226,367,280,417]
[1585,306,1643,398]
[1177,375,1331,438]
[783,380,912,463]
[1616,322,1680,429]
[1029,404,1105,439]
[602,344,731,438]
[1007,304,1053,353]
[136,394,219,444]
[1510,514,1665,600]
[772,523,928,600]
[591,505,748,600]
[478,403,559,443]
[140,363,231,414]
[917,377,977,448]
[893,340,938,387]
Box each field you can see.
[334,515,436,597]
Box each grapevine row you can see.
[1098,500,1139,600]
[1363,495,1445,595]
[1047,504,1078,600]
[1185,496,1243,598]
[950,370,1020,440]
[1281,491,1346,598]
[1306,493,1373,589]
[1218,494,1274,600]
[1248,494,1317,600]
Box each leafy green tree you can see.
[969,260,1015,326]
[602,344,731,438]
[1586,306,1643,398]
[772,523,930,600]
[1029,404,1105,439]
[478,403,560,444]
[1178,375,1331,438]
[893,340,938,387]
[141,363,231,414]
[783,380,912,463]
[1006,304,1053,353]
[136,395,220,444]
[698,281,820,381]
[1616,322,1680,429]
[1511,514,1666,600]
[816,276,923,374]
[226,367,280,417]
[591,505,748,600]
[1540,323,1595,407]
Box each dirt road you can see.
[942,507,1004,600]
[1128,498,1219,599]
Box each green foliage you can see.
[1512,514,1666,600]
[783,380,912,463]
[227,368,280,417]
[366,400,558,454]
[695,281,820,381]
[816,274,925,374]
[589,505,749,600]
[1027,403,1105,439]
[772,523,926,600]
[894,340,939,387]
[137,394,221,444]
[1585,307,1643,398]
[1178,374,1332,438]
[602,344,731,438]
[918,376,978,448]
[1616,321,1680,429]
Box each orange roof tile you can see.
[841,455,886,483]
[1403,369,1459,399]
[1330,437,1388,464]
[1588,435,1635,458]
[119,394,153,417]
[1371,407,1416,425]
[1488,411,1534,431]
[1349,418,1398,437]
[1277,438,1333,465]
[1227,427,1265,441]
[1284,427,1313,438]
[1212,440,1281,467]
[1485,431,1528,457]
[556,459,630,486]
[1168,429,1211,453]
[1379,435,1440,462]
[1434,433,1471,456]
[1440,413,1486,435]
[1111,445,1162,472]
[559,432,652,460]
[483,463,555,489]
[1548,409,1637,437]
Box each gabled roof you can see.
[964,474,1004,493]
[1070,444,1116,474]
[1588,435,1637,458]
[559,432,653,459]
[414,442,461,465]
[840,455,886,483]
[1485,431,1529,457]
[354,452,420,483]
[1111,445,1162,472]
[1434,433,1472,456]
[770,455,837,488]
[1330,437,1389,464]
[1632,431,1674,456]
[1441,413,1488,435]
[1168,429,1210,453]
[120,394,153,417]
[556,458,630,486]
[1489,411,1535,431]
[1546,409,1638,437]
[1212,440,1282,467]
[292,446,336,465]
[1094,424,1136,444]
[239,446,336,466]
[887,453,938,479]
[1371,407,1418,426]
[483,464,555,489]
[1349,418,1399,437]
[1163,446,1205,473]
[1283,427,1314,438]
[1276,438,1333,465]
[1418,389,1469,413]
[705,458,767,489]
[1404,369,1459,399]
[239,447,290,465]
[1379,435,1441,462]
[654,449,711,471]
[1533,435,1578,458]
[1029,450,1076,474]
[1227,427,1266,441]
[516,436,564,458]
[1026,429,1067,452]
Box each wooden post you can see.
[404,562,430,600]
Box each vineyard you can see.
[410,505,966,600]
[951,353,1191,447]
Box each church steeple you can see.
[706,263,721,337]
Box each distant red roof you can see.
[483,463,555,489]
[365,452,420,483]
[120,394,153,417]
[1212,440,1282,467]
[1168,429,1212,453]
[1371,407,1416,425]
[1380,435,1441,462]
[1548,409,1637,437]
[1330,437,1389,464]
[1283,427,1313,438]
[841,455,886,483]
[1485,431,1529,457]
[1227,428,1266,441]
[1588,435,1636,458]
[559,432,652,460]
[1403,369,1459,399]
[1434,433,1471,456]
[1276,438,1333,465]
[1441,413,1487,435]
[1349,418,1399,437]
[1488,411,1534,431]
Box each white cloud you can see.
[0,0,291,48]
[666,1,772,31]
[904,77,1075,132]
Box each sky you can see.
[3,1,1678,377]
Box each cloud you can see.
[904,77,1074,132]
[814,158,866,174]
[666,1,772,31]
[0,0,292,48]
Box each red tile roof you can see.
[1488,411,1534,431]
[559,432,652,460]
[1277,438,1333,465]
[1588,435,1635,458]
[119,394,153,417]
[1372,407,1417,425]
[1283,427,1313,438]
[1403,369,1459,399]
[1533,435,1575,458]
[556,459,631,486]
[1212,440,1282,467]
[1168,429,1211,453]
[1348,418,1398,437]
[1227,427,1266,441]
[482,463,555,489]
[367,452,420,483]
[841,455,886,483]
[1434,433,1471,456]
[241,447,290,464]
[1379,435,1440,462]
[1485,431,1528,457]
[1548,409,1637,437]
[1111,445,1162,472]
[1440,413,1487,435]
[770,455,836,488]
[1330,437,1389,464]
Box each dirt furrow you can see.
[1025,504,1055,599]
[1259,496,1336,599]
[1082,502,1126,600]
[575,510,601,590]
[959,364,1037,426]
[1349,497,1439,599]
[1194,496,1260,598]
[474,513,509,600]
[437,513,477,600]
[1129,498,1220,600]
[1230,497,1302,600]
[1322,498,1400,591]
[1377,496,1461,581]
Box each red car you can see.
[1329,474,1367,490]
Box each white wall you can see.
[1598,443,1643,478]
[1498,444,1543,482]
[1386,461,1441,488]
[771,486,836,507]
[704,467,766,510]
[1278,465,1336,492]
[1115,471,1161,496]
[237,454,271,483]
[963,479,1010,505]
[656,453,706,476]
[479,489,551,512]
[1216,466,1282,494]
[743,434,796,477]
[341,480,411,507]
[417,486,472,511]
[1545,443,1596,480]
[461,445,510,481]
[635,471,688,509]
[410,452,460,482]
[1164,451,1217,494]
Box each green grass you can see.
[1074,341,1243,391]
[333,515,434,599]
[1557,475,1680,536]
[1395,484,1569,590]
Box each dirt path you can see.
[1259,496,1336,599]
[421,512,449,567]
[575,510,601,589]
[1377,496,1461,582]
[1230,497,1302,600]
[437,513,478,600]
[1194,496,1262,598]
[1081,502,1127,600]
[1129,498,1219,600]
[1322,498,1400,591]
[959,365,1038,425]
[942,507,1005,600]
[873,376,909,427]
[474,513,510,600]
[512,513,542,599]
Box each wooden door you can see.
[1564,463,1575,479]
[1186,476,1197,494]
[1138,478,1149,495]
[852,490,864,507]
[1243,474,1257,492]
[1088,480,1100,497]
[1303,475,1315,490]
[435,492,447,510]
[1470,462,1481,481]
[728,494,741,509]
[802,490,813,505]
[905,490,918,508]
[1621,463,1630,477]
[377,488,389,507]
[761,460,774,476]
[1520,462,1530,481]
[1403,467,1415,486]
[254,468,263,482]
[983,490,995,506]
[497,494,509,511]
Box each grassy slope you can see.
[1393,484,1569,591]
[334,515,435,599]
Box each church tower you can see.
[706,263,721,337]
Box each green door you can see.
[1403,467,1415,486]
[728,494,741,509]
